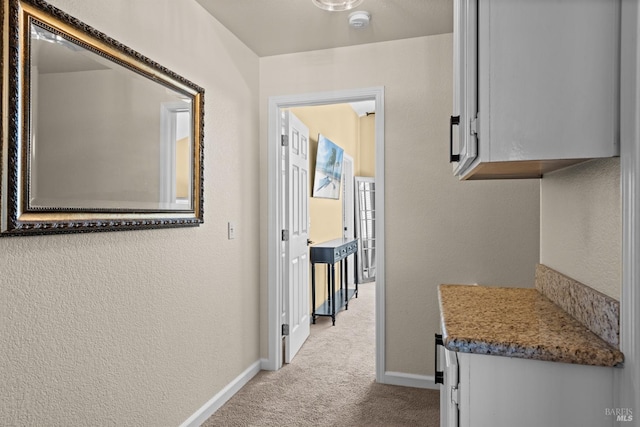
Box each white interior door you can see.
[342,155,355,286]
[283,110,311,363]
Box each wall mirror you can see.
[1,0,204,236]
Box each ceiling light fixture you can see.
[312,0,364,12]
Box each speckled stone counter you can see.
[535,264,620,348]
[438,284,624,367]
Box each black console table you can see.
[310,238,358,325]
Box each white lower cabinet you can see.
[441,348,617,427]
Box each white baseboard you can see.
[380,371,439,390]
[179,360,262,427]
[260,357,276,371]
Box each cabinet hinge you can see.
[281,135,289,146]
[451,385,460,406]
[282,229,289,241]
[469,117,478,135]
[282,324,290,336]
[470,115,479,136]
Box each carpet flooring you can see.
[202,283,440,427]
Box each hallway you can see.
[203,283,439,426]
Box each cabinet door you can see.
[442,348,459,427]
[452,0,478,176]
[459,352,615,427]
[483,0,619,162]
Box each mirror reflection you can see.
[29,22,193,211]
[1,0,204,236]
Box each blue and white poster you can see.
[312,134,344,199]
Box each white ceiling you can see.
[350,100,376,117]
[195,0,453,57]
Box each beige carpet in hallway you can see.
[202,282,440,427]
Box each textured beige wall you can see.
[540,158,621,299]
[259,34,540,376]
[0,1,260,426]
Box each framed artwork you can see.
[312,134,344,199]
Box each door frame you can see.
[159,102,191,205]
[618,0,640,414]
[265,87,385,382]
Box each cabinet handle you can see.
[435,333,444,385]
[449,115,460,163]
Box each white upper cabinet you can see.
[451,0,620,180]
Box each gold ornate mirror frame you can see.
[1,0,204,236]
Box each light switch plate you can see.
[228,222,236,240]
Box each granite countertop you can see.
[438,284,624,367]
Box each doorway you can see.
[265,87,385,383]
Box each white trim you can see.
[374,90,386,384]
[258,358,271,370]
[267,87,386,384]
[382,371,439,390]
[179,360,261,427]
[618,0,640,414]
